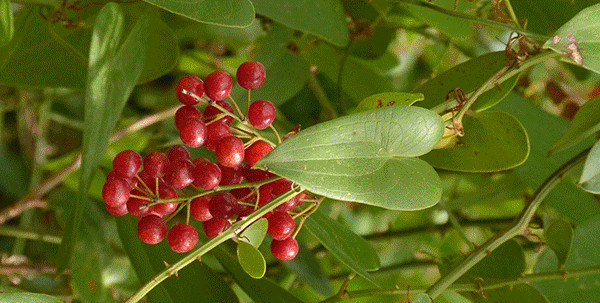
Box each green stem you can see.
[502,0,521,29]
[425,146,591,299]
[308,72,338,119]
[0,226,62,244]
[127,189,302,303]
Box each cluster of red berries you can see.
[102,62,308,260]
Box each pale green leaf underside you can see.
[550,96,600,155]
[257,106,444,210]
[580,139,600,194]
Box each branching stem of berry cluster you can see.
[126,189,304,303]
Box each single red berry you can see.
[216,136,245,167]
[127,190,152,218]
[203,218,230,238]
[106,170,133,186]
[209,192,238,219]
[242,166,277,182]
[176,75,204,105]
[271,237,299,260]
[168,224,198,253]
[190,195,213,222]
[102,178,130,207]
[113,150,142,179]
[219,164,243,185]
[245,140,273,167]
[143,152,169,178]
[151,183,178,216]
[180,118,207,148]
[192,158,221,190]
[272,179,293,195]
[267,211,296,240]
[276,192,308,212]
[105,202,128,216]
[137,214,167,244]
[204,121,232,151]
[204,70,233,101]
[164,159,195,189]
[203,100,234,125]
[167,144,191,163]
[248,100,276,129]
[175,105,202,130]
[257,184,274,207]
[236,61,266,90]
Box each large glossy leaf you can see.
[256,106,444,210]
[214,245,304,303]
[422,111,530,172]
[237,241,266,279]
[549,96,600,155]
[534,215,600,302]
[580,139,600,194]
[116,216,238,303]
[0,293,64,303]
[143,0,254,27]
[544,3,600,74]
[305,209,380,286]
[413,52,513,110]
[0,0,13,46]
[253,0,348,46]
[57,4,149,270]
[544,218,573,270]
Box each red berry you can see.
[276,192,308,212]
[168,224,198,253]
[113,150,142,179]
[204,121,232,151]
[236,61,266,90]
[143,152,169,178]
[192,158,221,190]
[204,100,234,125]
[164,159,195,189]
[176,75,204,105]
[245,140,273,167]
[267,211,296,240]
[175,105,202,130]
[216,136,245,167]
[248,100,276,129]
[209,192,238,219]
[151,183,178,216]
[167,145,191,162]
[137,214,167,244]
[102,178,130,207]
[203,218,230,238]
[105,202,128,216]
[242,166,277,182]
[219,164,243,185]
[204,70,233,101]
[190,195,213,222]
[272,179,293,195]
[180,118,207,148]
[127,190,152,218]
[271,237,299,260]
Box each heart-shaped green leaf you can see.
[239,218,268,248]
[544,218,573,269]
[353,92,424,113]
[0,0,13,46]
[257,106,444,210]
[143,0,254,27]
[549,96,600,155]
[237,241,266,279]
[580,139,600,194]
[544,3,600,74]
[422,111,530,172]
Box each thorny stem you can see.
[424,146,592,299]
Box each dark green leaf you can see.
[353,92,424,113]
[116,216,238,303]
[422,111,530,172]
[237,241,266,279]
[257,106,444,210]
[251,50,310,106]
[0,0,13,46]
[549,96,600,155]
[544,218,573,269]
[465,239,525,279]
[239,218,268,248]
[136,9,179,83]
[413,52,512,110]
[469,284,549,303]
[0,144,29,200]
[305,209,380,286]
[580,140,600,194]
[214,245,304,303]
[0,293,64,303]
[434,291,470,303]
[535,214,600,303]
[283,237,333,296]
[512,0,598,37]
[349,24,396,59]
[57,4,150,270]
[472,74,519,112]
[413,293,433,303]
[404,0,475,42]
[544,3,600,74]
[253,0,349,46]
[143,0,254,27]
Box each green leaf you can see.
[116,216,238,303]
[544,218,574,269]
[237,241,266,279]
[512,0,598,36]
[0,293,64,303]
[434,291,470,303]
[413,293,433,303]
[544,3,600,74]
[535,214,600,302]
[412,52,512,110]
[353,92,424,113]
[549,96,600,155]
[0,0,13,46]
[422,111,530,172]
[256,106,444,210]
[465,239,525,279]
[239,218,268,248]
[403,0,475,43]
[214,245,304,303]
[580,139,600,194]
[305,209,380,287]
[253,0,349,46]
[283,237,333,296]
[349,24,396,59]
[56,4,150,270]
[469,284,549,303]
[143,0,254,27]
